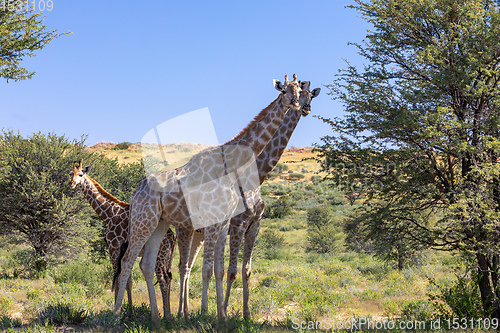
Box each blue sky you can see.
[1,0,370,147]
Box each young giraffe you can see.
[184,81,321,318]
[69,162,176,317]
[113,75,303,323]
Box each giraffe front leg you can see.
[176,228,193,319]
[183,229,204,316]
[214,221,229,320]
[140,223,169,325]
[242,215,262,320]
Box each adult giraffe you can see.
[185,81,321,319]
[113,75,303,323]
[69,162,176,317]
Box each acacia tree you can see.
[316,0,500,317]
[0,131,143,272]
[0,0,67,81]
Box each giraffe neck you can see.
[224,94,289,157]
[222,94,291,170]
[79,175,128,229]
[256,107,301,184]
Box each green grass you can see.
[0,147,488,332]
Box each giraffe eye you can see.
[79,174,84,177]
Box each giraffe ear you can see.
[273,79,284,92]
[82,165,91,174]
[300,81,311,91]
[311,88,321,98]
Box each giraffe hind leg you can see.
[242,215,262,319]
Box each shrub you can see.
[429,274,484,319]
[113,142,132,150]
[306,207,343,254]
[39,303,88,325]
[50,259,111,297]
[256,230,287,260]
[260,229,286,249]
[0,315,21,328]
[0,296,14,316]
[260,275,281,287]
[401,299,435,321]
[263,197,294,219]
[278,224,293,232]
[275,163,289,173]
[287,173,305,181]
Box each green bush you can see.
[260,275,281,287]
[306,207,344,254]
[275,163,289,173]
[0,296,14,316]
[39,303,88,325]
[50,259,111,297]
[256,229,287,260]
[429,274,484,319]
[278,223,293,232]
[0,315,21,328]
[263,197,294,219]
[1,248,45,278]
[113,142,132,150]
[401,299,435,321]
[287,173,305,181]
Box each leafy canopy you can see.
[0,0,69,82]
[316,0,500,316]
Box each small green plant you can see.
[0,315,21,328]
[38,303,88,324]
[287,173,305,181]
[260,275,281,287]
[0,296,14,316]
[275,163,289,173]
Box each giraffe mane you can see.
[86,175,130,207]
[225,95,280,144]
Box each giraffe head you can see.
[273,74,302,111]
[298,81,321,116]
[69,161,91,189]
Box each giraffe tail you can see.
[112,241,129,292]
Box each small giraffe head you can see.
[273,74,302,111]
[69,161,91,189]
[298,81,321,116]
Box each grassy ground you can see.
[0,143,489,332]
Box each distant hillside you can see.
[89,142,322,176]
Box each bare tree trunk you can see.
[477,252,500,319]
